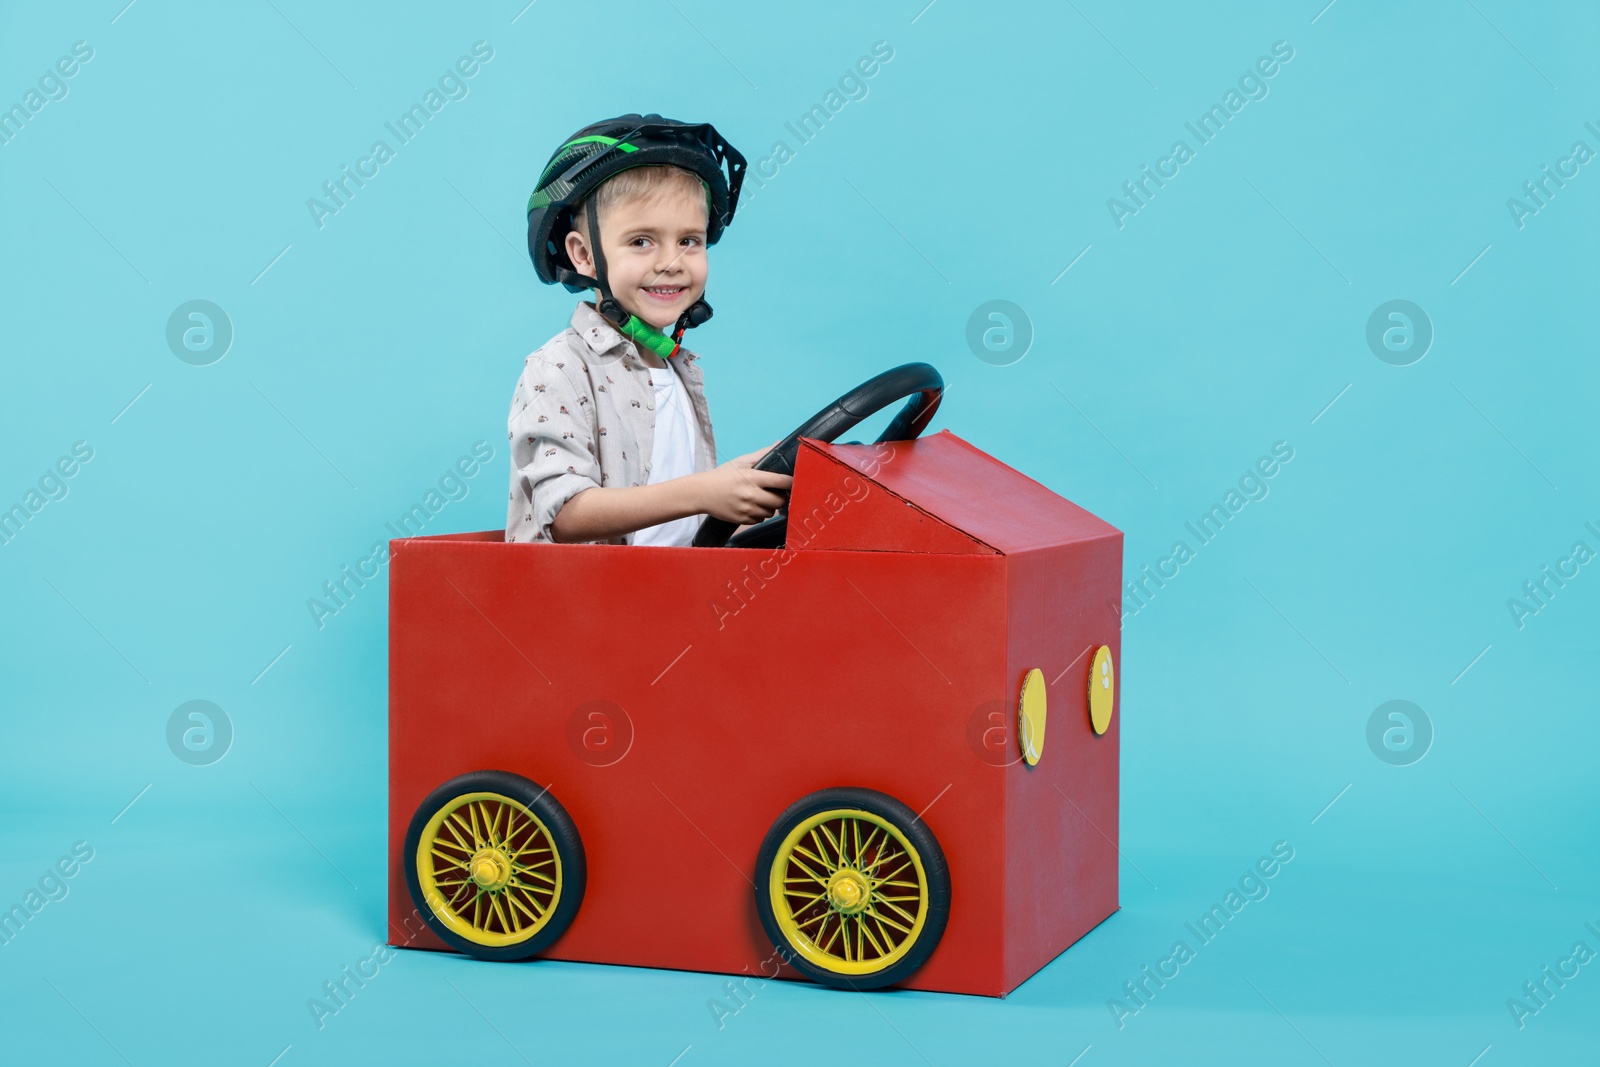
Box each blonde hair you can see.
[568,164,708,244]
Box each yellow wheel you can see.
[756,788,951,990]
[403,771,585,961]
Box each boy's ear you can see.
[564,229,593,274]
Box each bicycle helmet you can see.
[527,114,746,356]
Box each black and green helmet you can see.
[526,114,745,347]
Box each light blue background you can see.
[2,1,1596,1064]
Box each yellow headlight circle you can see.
[1089,645,1115,735]
[1018,667,1047,765]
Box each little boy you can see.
[506,114,791,546]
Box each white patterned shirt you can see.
[506,302,718,545]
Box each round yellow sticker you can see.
[1089,645,1115,735]
[1019,668,1046,766]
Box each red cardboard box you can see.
[388,429,1122,995]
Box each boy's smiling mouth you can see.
[640,285,687,303]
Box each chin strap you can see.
[579,198,713,359]
[621,315,683,359]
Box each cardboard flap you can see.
[791,430,1120,554]
[787,437,995,554]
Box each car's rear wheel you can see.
[755,787,951,989]
[403,770,585,961]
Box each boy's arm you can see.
[507,356,612,544]
[509,358,787,544]
[549,477,708,543]
[552,442,793,543]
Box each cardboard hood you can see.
[787,429,1122,556]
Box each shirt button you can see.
[645,398,655,410]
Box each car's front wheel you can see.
[755,787,951,989]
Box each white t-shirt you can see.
[631,357,701,546]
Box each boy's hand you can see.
[699,440,793,524]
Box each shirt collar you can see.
[569,301,700,366]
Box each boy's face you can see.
[565,186,710,331]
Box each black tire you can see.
[402,770,585,962]
[755,787,951,990]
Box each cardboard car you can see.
[386,364,1123,995]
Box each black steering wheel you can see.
[693,362,944,549]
